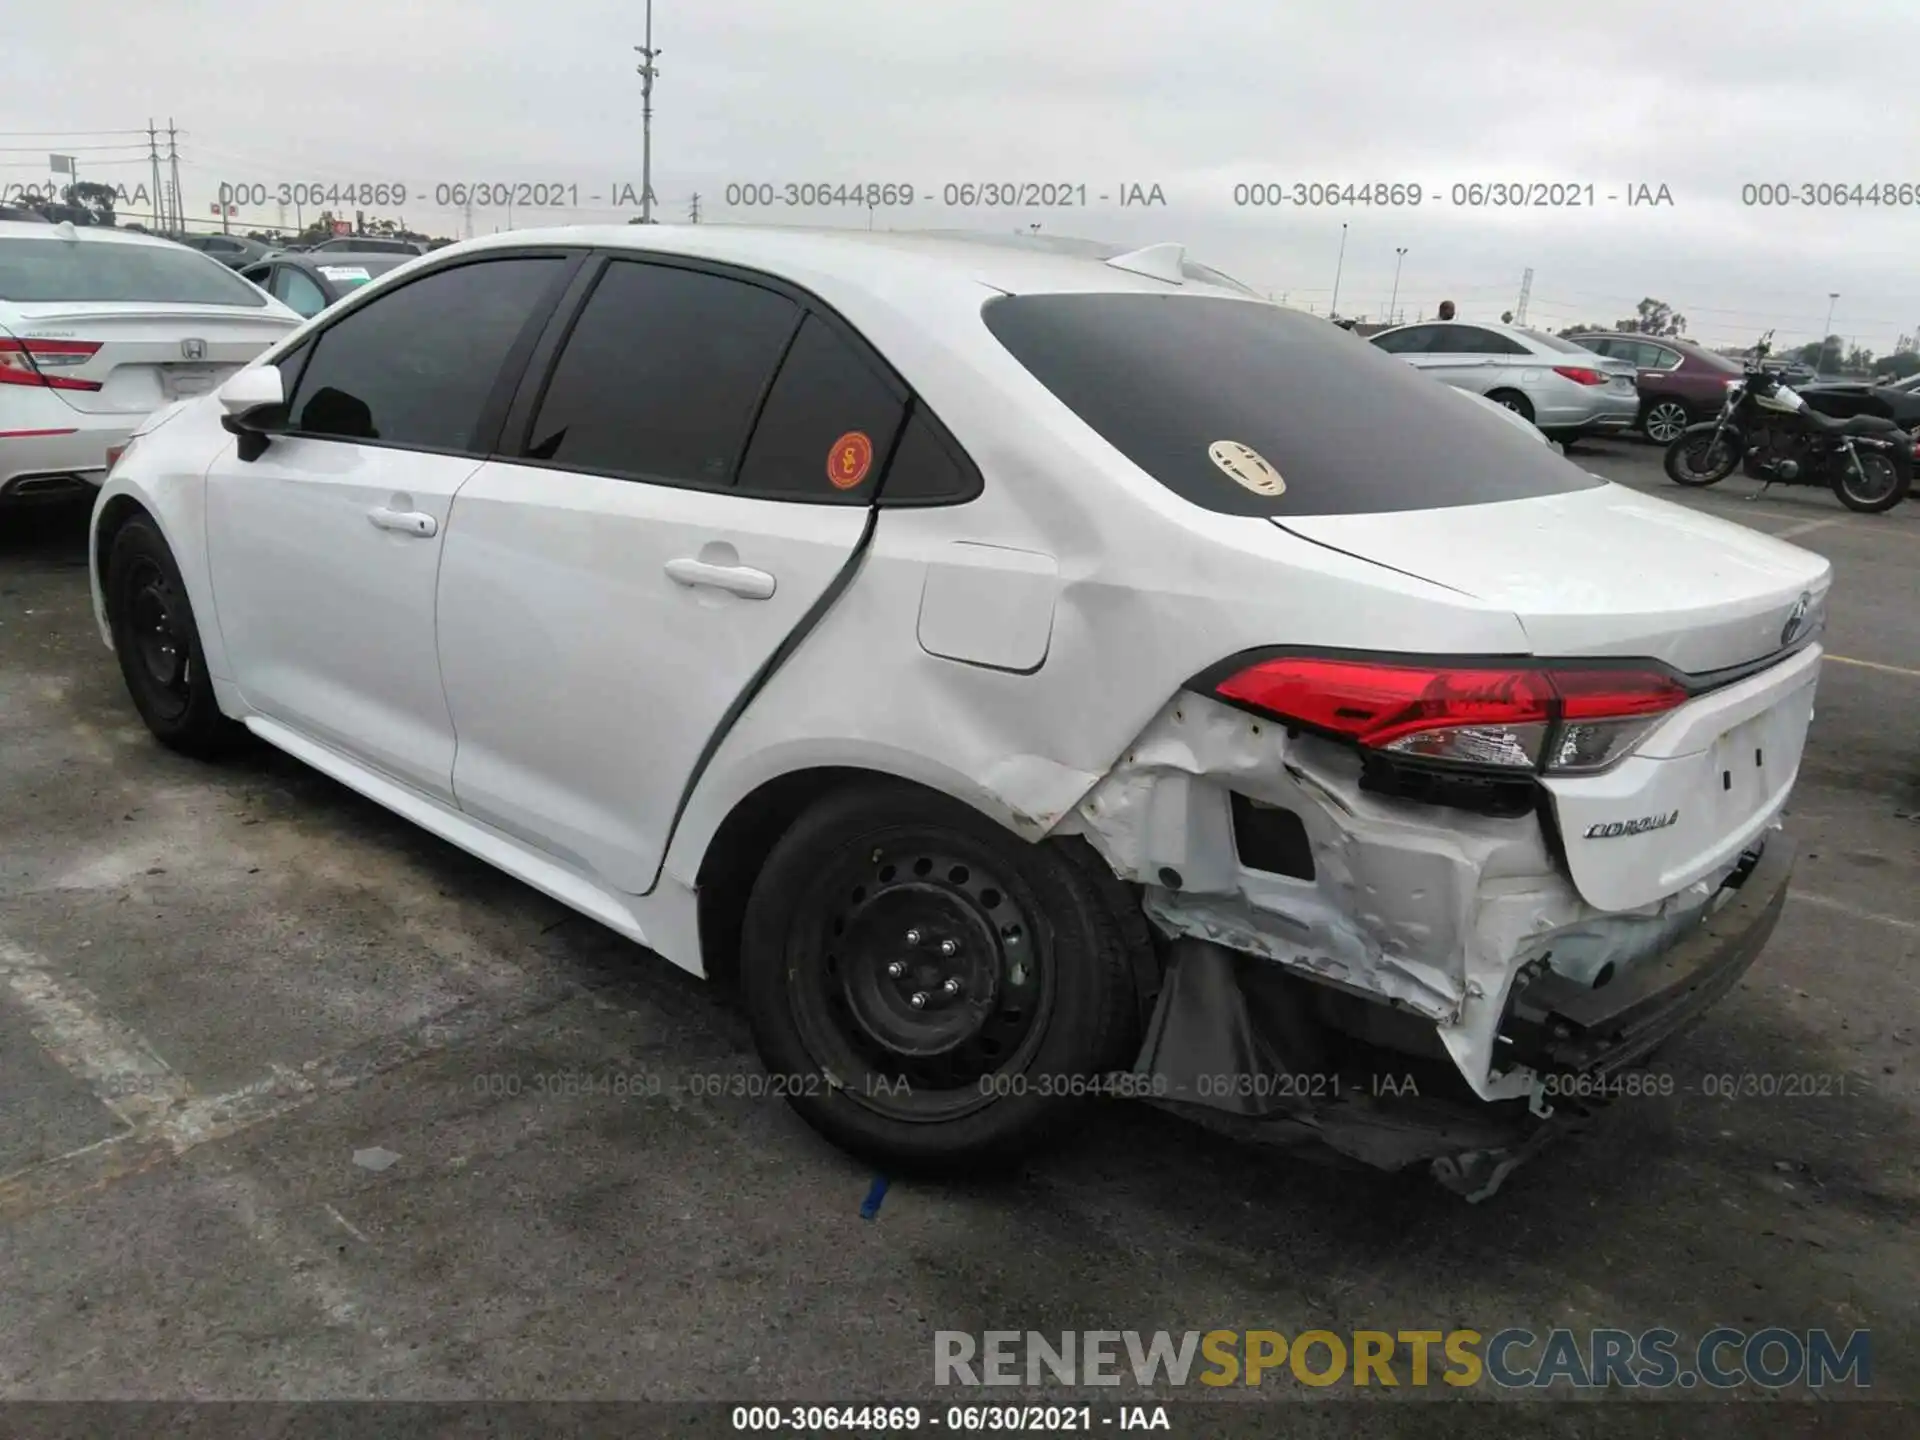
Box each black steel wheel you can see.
[1664,425,1738,486]
[1830,446,1911,513]
[739,780,1151,1172]
[105,515,245,757]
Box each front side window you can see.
[0,238,269,305]
[1370,325,1437,354]
[985,291,1603,517]
[286,256,562,452]
[525,260,800,486]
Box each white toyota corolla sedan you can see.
[88,226,1830,1198]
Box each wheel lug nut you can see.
[905,928,922,945]
[938,939,959,957]
[909,992,929,1009]
[886,961,906,978]
[942,978,962,996]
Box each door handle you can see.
[664,557,776,599]
[368,506,437,538]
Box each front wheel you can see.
[1829,444,1912,513]
[738,781,1150,1173]
[1664,424,1739,487]
[104,516,247,758]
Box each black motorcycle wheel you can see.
[1830,446,1912,514]
[1664,427,1738,487]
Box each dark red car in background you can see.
[1568,332,1743,444]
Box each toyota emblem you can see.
[180,338,207,361]
[1780,591,1811,647]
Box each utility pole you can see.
[147,120,165,230]
[166,119,183,236]
[689,192,701,224]
[465,196,474,239]
[1329,223,1348,318]
[635,0,661,224]
[1388,247,1408,327]
[1515,266,1534,325]
[1818,292,1839,376]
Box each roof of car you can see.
[1570,330,1705,350]
[271,251,413,271]
[413,224,1265,302]
[0,220,184,248]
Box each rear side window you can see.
[0,238,267,305]
[287,256,563,453]
[984,292,1604,517]
[736,314,906,501]
[526,260,800,486]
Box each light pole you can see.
[634,1,661,224]
[1818,292,1838,376]
[1388,247,1408,325]
[1329,223,1348,318]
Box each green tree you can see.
[1614,298,1686,336]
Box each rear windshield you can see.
[982,292,1605,516]
[0,237,268,305]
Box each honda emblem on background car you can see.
[1780,591,1811,647]
[180,338,207,360]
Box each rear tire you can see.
[1664,425,1738,487]
[1830,445,1911,513]
[738,780,1149,1173]
[1487,389,1534,423]
[104,516,246,759]
[1641,398,1692,445]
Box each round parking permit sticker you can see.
[828,431,874,489]
[1207,440,1285,496]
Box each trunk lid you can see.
[1273,482,1829,674]
[2,304,298,415]
[1274,483,1831,913]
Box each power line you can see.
[0,128,156,137]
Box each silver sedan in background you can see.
[1369,319,1639,444]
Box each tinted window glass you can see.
[1370,326,1435,354]
[1520,328,1598,355]
[1442,327,1527,355]
[735,314,905,500]
[288,256,561,452]
[526,260,799,486]
[275,267,328,317]
[984,292,1603,517]
[0,238,268,305]
[877,409,981,505]
[1571,336,1611,357]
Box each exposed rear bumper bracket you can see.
[1497,833,1794,1078]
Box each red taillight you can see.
[1551,366,1607,386]
[0,338,103,391]
[1212,657,1689,773]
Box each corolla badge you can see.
[1207,440,1285,496]
[1780,591,1812,647]
[1585,811,1679,840]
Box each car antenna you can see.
[1105,242,1185,284]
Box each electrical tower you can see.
[689,192,701,224]
[1515,267,1534,326]
[634,1,661,224]
[167,120,182,235]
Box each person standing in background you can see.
[1437,299,1456,321]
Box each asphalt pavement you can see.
[0,439,1915,1411]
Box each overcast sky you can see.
[6,0,1918,350]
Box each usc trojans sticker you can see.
[828,430,874,489]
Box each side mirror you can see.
[217,366,289,462]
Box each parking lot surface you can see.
[1,440,1916,1404]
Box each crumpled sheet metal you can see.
[1061,695,1724,1101]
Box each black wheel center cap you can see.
[838,884,1002,1058]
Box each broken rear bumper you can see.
[1130,832,1795,1200]
[1495,832,1793,1079]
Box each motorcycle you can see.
[1663,332,1913,513]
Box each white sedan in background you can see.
[88,226,1828,1199]
[0,220,300,501]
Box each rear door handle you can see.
[368,506,437,538]
[664,557,776,600]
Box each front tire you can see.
[104,516,245,758]
[1664,424,1739,487]
[1830,445,1912,513]
[739,781,1149,1173]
